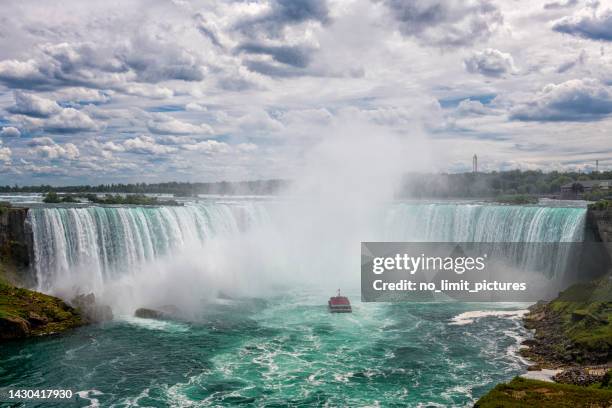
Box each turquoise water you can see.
[0,200,587,407]
[0,291,529,407]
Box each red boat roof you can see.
[329,296,350,305]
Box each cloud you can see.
[28,137,55,147]
[29,137,80,160]
[55,87,111,104]
[0,140,11,163]
[122,135,178,155]
[552,8,612,41]
[182,140,231,153]
[0,127,21,137]
[43,107,98,133]
[510,79,612,121]
[383,0,503,47]
[464,49,515,77]
[0,38,205,91]
[8,91,61,117]
[146,114,214,135]
[0,59,47,89]
[185,102,207,112]
[237,110,284,134]
[237,43,314,68]
[237,0,330,36]
[544,0,578,10]
[557,49,587,73]
[455,99,491,116]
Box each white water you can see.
[28,201,586,304]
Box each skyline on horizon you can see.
[0,0,612,185]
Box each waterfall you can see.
[28,201,587,294]
[384,203,585,242]
[29,202,270,292]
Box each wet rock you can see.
[134,308,165,319]
[0,316,30,340]
[134,305,179,320]
[27,311,48,327]
[553,367,606,386]
[71,293,113,323]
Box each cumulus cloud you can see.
[55,88,111,104]
[146,114,214,135]
[8,91,61,117]
[185,102,207,112]
[7,91,98,133]
[510,79,612,121]
[455,99,492,116]
[557,49,587,73]
[29,137,80,160]
[44,108,98,133]
[0,37,205,91]
[237,43,314,68]
[552,7,612,41]
[182,140,231,153]
[237,0,330,36]
[0,140,11,163]
[0,127,21,138]
[464,49,515,77]
[544,0,578,10]
[122,135,178,155]
[237,110,284,134]
[383,0,503,47]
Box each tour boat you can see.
[328,289,352,313]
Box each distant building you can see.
[560,180,611,199]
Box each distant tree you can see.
[42,192,61,203]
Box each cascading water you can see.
[29,201,270,292]
[28,200,587,295]
[8,200,592,407]
[384,203,586,242]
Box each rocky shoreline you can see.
[475,276,612,406]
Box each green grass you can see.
[548,278,612,354]
[475,377,612,407]
[0,278,82,336]
[588,200,612,211]
[493,194,539,205]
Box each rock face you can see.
[135,308,165,319]
[0,280,83,341]
[553,367,609,386]
[71,293,113,323]
[587,208,612,271]
[0,316,31,340]
[521,279,612,367]
[0,206,35,287]
[134,305,179,320]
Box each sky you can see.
[0,0,611,185]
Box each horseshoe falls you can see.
[2,200,589,407]
[28,201,586,293]
[29,202,270,293]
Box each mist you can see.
[49,116,434,317]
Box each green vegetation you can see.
[1,179,289,196]
[493,194,538,205]
[0,276,83,340]
[42,191,61,203]
[521,277,612,366]
[589,200,612,211]
[42,192,181,206]
[547,278,612,358]
[84,194,180,206]
[475,377,612,407]
[43,192,79,203]
[401,170,612,198]
[0,201,10,215]
[3,171,612,198]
